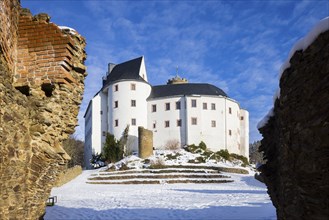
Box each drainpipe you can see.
[225,98,227,150]
[184,95,188,146]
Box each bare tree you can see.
[62,136,85,168]
[249,141,264,165]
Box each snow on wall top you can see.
[59,26,78,35]
[279,17,329,78]
[257,17,329,130]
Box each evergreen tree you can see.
[102,126,131,163]
[120,125,129,157]
[102,133,120,163]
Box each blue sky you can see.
[22,0,328,143]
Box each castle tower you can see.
[102,56,151,152]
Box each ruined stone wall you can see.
[258,30,329,220]
[0,0,87,219]
[138,127,153,159]
[55,165,82,187]
[15,9,86,88]
[0,0,20,73]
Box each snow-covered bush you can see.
[90,153,106,169]
[150,157,165,169]
[184,141,207,153]
[216,149,230,160]
[229,153,249,167]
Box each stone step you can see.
[96,168,219,176]
[87,167,237,184]
[88,173,230,181]
[87,178,233,185]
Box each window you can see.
[191,99,197,108]
[114,84,118,92]
[203,103,207,110]
[177,119,182,127]
[165,103,170,111]
[240,116,244,120]
[100,111,103,115]
[152,104,157,112]
[191,117,197,125]
[114,101,118,108]
[153,122,156,129]
[131,118,136,126]
[176,101,181,110]
[131,100,136,107]
[130,83,136,90]
[165,120,170,128]
[229,129,232,136]
[211,120,216,127]
[115,119,119,127]
[211,103,216,110]
[102,131,106,136]
[229,107,232,114]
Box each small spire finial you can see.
[176,66,179,77]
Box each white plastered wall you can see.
[240,109,249,158]
[108,80,151,152]
[147,96,187,149]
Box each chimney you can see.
[108,63,116,74]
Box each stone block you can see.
[138,127,153,159]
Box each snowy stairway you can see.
[87,168,233,184]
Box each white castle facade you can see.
[84,56,249,166]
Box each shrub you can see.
[166,153,181,160]
[185,141,207,153]
[199,141,207,151]
[230,153,249,166]
[217,149,230,160]
[119,163,130,171]
[90,153,105,169]
[196,156,206,163]
[164,139,180,151]
[202,151,213,158]
[149,158,165,169]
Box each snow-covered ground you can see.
[45,169,276,220]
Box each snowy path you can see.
[45,170,276,220]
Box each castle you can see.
[84,56,249,166]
